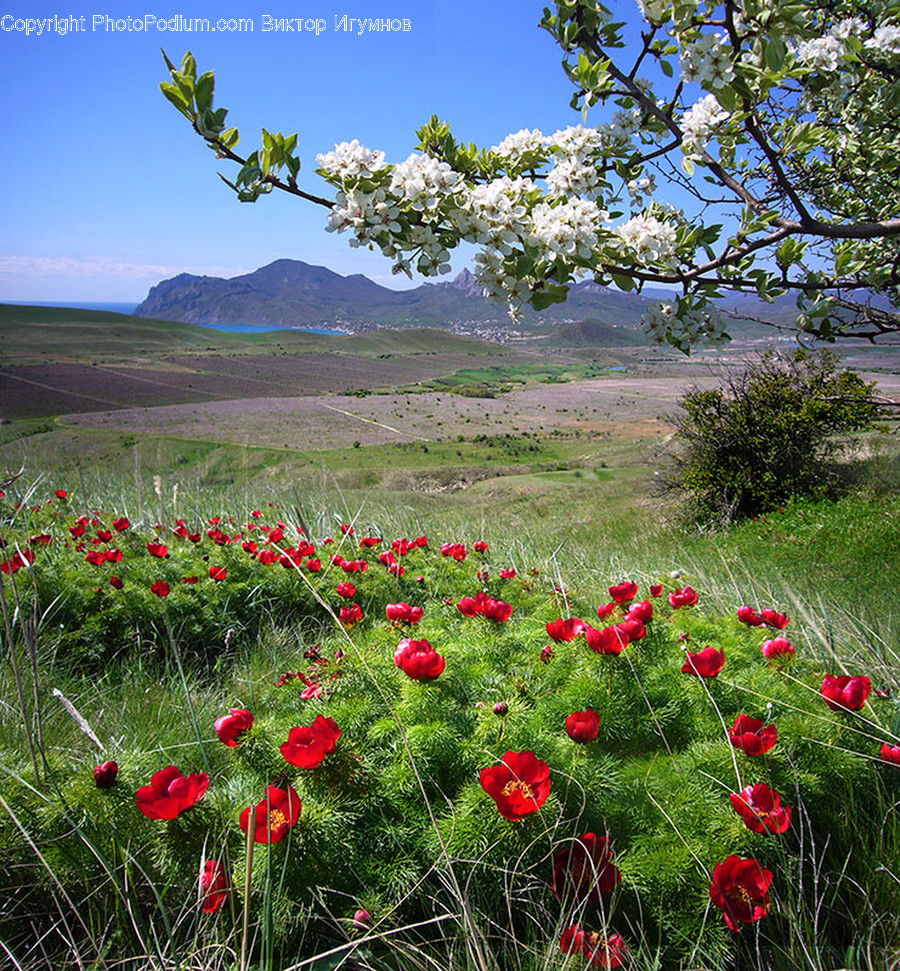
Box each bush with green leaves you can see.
[665,350,881,523]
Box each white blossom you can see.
[389,153,463,214]
[680,32,735,89]
[529,197,606,260]
[492,128,549,164]
[545,156,601,199]
[643,300,726,346]
[316,139,386,179]
[867,23,900,56]
[795,35,845,71]
[680,94,730,160]
[615,213,678,266]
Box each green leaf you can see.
[194,71,215,112]
[530,284,569,311]
[660,58,674,77]
[159,82,193,119]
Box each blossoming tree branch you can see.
[161,0,900,352]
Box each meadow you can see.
[1,306,899,971]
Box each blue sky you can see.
[1,1,647,301]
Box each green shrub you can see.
[667,350,880,523]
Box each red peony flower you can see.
[340,523,354,535]
[395,638,446,681]
[109,576,124,590]
[821,674,871,711]
[546,617,585,642]
[616,617,645,642]
[147,541,168,558]
[55,489,68,499]
[280,715,341,769]
[553,833,621,905]
[336,581,356,599]
[479,750,551,820]
[199,859,228,913]
[730,782,792,835]
[682,646,725,678]
[215,708,254,747]
[352,908,371,929]
[93,760,118,788]
[386,602,424,625]
[596,601,616,620]
[669,586,699,608]
[880,743,900,766]
[560,925,628,968]
[306,558,322,572]
[182,576,198,584]
[209,565,228,581]
[440,542,468,561]
[608,580,638,603]
[761,636,795,660]
[482,597,512,622]
[759,608,790,629]
[737,605,763,626]
[150,580,170,598]
[625,599,653,624]
[584,624,628,655]
[135,766,209,819]
[474,540,488,553]
[565,709,600,743]
[239,784,301,844]
[339,603,364,626]
[649,584,663,597]
[729,714,777,756]
[709,855,773,932]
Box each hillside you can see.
[134,259,657,329]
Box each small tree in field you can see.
[666,351,880,522]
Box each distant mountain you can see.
[134,259,655,330]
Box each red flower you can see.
[182,576,198,584]
[730,782,792,835]
[482,597,512,622]
[759,608,790,629]
[649,584,663,597]
[199,860,228,913]
[352,907,371,929]
[729,714,777,756]
[479,750,551,820]
[737,605,763,626]
[565,709,600,743]
[55,489,68,499]
[395,638,446,681]
[109,576,124,590]
[340,523,354,535]
[386,602,424,625]
[560,926,628,968]
[821,674,871,712]
[584,624,628,655]
[546,617,585,642]
[596,601,616,620]
[616,617,645,642]
[93,760,118,788]
[440,542,467,561]
[147,541,168,558]
[29,533,52,546]
[150,580,170,598]
[553,833,621,904]
[135,766,209,820]
[709,855,773,932]
[540,645,554,663]
[625,599,653,624]
[339,603,364,626]
[669,586,699,608]
[359,536,381,547]
[880,743,900,766]
[336,581,357,599]
[474,540,488,553]
[500,568,517,579]
[682,646,725,678]
[280,715,341,768]
[215,708,254,747]
[761,637,795,661]
[306,558,322,572]
[105,548,123,563]
[608,580,638,603]
[85,549,107,566]
[239,784,302,844]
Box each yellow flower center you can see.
[268,808,288,830]
[502,779,535,800]
[728,884,753,906]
